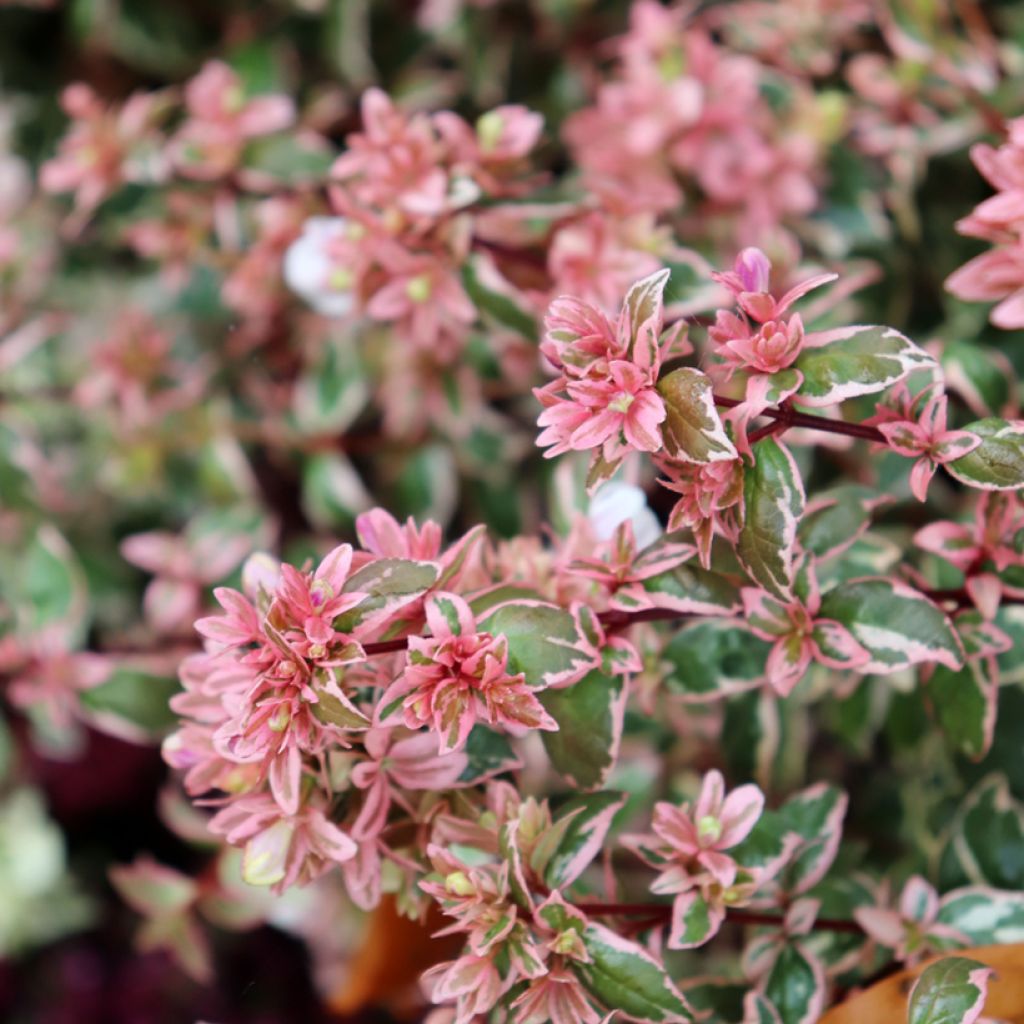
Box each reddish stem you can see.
[713,394,885,444]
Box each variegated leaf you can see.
[818,578,964,674]
[657,367,737,463]
[795,325,934,407]
[737,438,805,599]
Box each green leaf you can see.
[945,418,1024,491]
[907,957,990,1024]
[336,557,440,632]
[458,727,521,784]
[656,367,737,463]
[737,438,805,599]
[732,784,846,894]
[309,684,370,729]
[819,578,963,674]
[663,620,770,701]
[292,335,366,435]
[764,944,823,1024]
[673,890,717,947]
[794,325,933,407]
[544,791,626,889]
[947,775,1024,889]
[80,668,180,739]
[721,690,780,791]
[461,256,537,339]
[928,659,996,761]
[539,670,625,791]
[7,525,89,643]
[680,981,748,1023]
[301,452,370,531]
[478,600,587,689]
[935,886,1024,945]
[623,564,740,617]
[574,922,694,1023]
[243,135,334,184]
[775,785,847,894]
[798,485,889,562]
[941,341,1012,418]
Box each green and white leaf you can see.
[819,578,964,674]
[543,790,626,889]
[574,922,694,1023]
[907,956,991,1024]
[657,367,737,463]
[539,670,626,791]
[737,438,805,599]
[795,325,933,407]
[945,418,1024,491]
[928,659,997,761]
[663,620,771,702]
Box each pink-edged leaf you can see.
[763,943,825,1024]
[575,921,694,1022]
[944,417,1024,490]
[810,619,869,669]
[907,957,992,1024]
[819,578,965,674]
[667,889,725,950]
[928,657,998,761]
[268,743,302,816]
[544,791,627,889]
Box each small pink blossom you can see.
[208,791,357,892]
[743,563,869,696]
[854,875,968,964]
[623,769,766,948]
[172,61,295,181]
[380,593,557,753]
[869,385,981,502]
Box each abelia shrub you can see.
[4,1,1024,1022]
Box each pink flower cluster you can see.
[563,1,821,250]
[535,268,689,480]
[284,89,542,358]
[947,117,1024,327]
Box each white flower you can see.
[283,216,354,317]
[588,481,662,548]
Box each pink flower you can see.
[349,727,468,839]
[536,268,693,475]
[121,524,254,635]
[332,88,451,217]
[510,966,603,1024]
[854,876,968,964]
[40,83,171,228]
[380,593,557,753]
[171,61,295,181]
[743,563,869,696]
[208,792,356,892]
[657,456,744,568]
[623,769,766,948]
[717,315,806,376]
[946,117,1024,329]
[563,361,667,454]
[547,213,663,315]
[871,386,981,502]
[421,953,506,1024]
[914,493,1024,618]
[364,240,476,352]
[434,104,544,196]
[712,247,837,324]
[947,244,1024,329]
